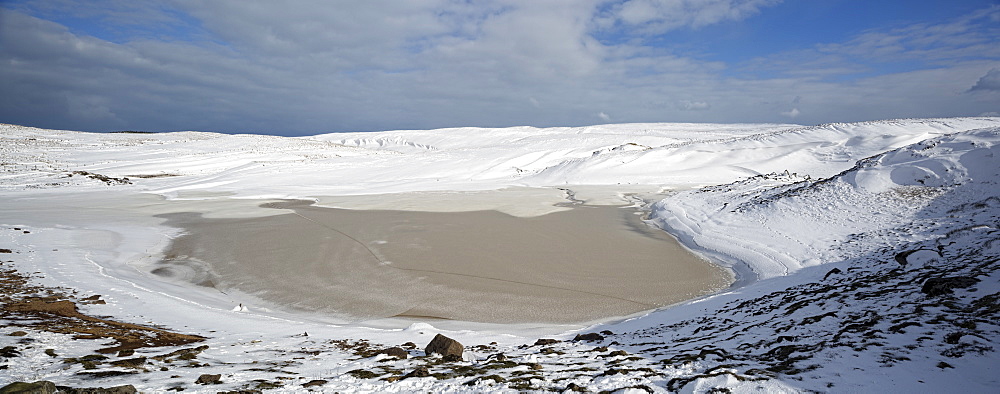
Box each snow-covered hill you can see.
[0,118,998,392]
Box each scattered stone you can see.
[401,342,417,349]
[425,334,463,358]
[823,268,842,280]
[0,381,56,394]
[443,354,462,362]
[152,345,209,361]
[600,330,614,335]
[404,366,430,379]
[921,277,979,296]
[606,350,629,357]
[1,346,20,358]
[573,333,604,342]
[533,338,559,346]
[110,357,146,368]
[464,375,505,386]
[944,332,965,344]
[8,331,27,337]
[44,349,57,358]
[528,363,543,370]
[77,371,137,378]
[55,385,138,394]
[302,380,327,388]
[490,353,508,362]
[0,249,12,254]
[565,382,587,392]
[194,374,222,385]
[116,349,134,357]
[937,361,954,369]
[379,347,408,359]
[347,369,379,379]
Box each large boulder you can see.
[425,334,463,358]
[0,381,56,394]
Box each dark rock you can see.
[0,381,56,394]
[490,353,508,362]
[533,338,559,346]
[302,380,327,388]
[600,330,614,335]
[765,345,799,361]
[565,383,587,392]
[606,350,628,357]
[76,371,136,378]
[601,368,627,376]
[8,331,27,337]
[347,369,379,379]
[401,342,417,349]
[44,349,57,358]
[425,334,463,358]
[54,385,137,394]
[464,375,505,386]
[116,349,134,357]
[194,374,222,385]
[152,345,209,361]
[0,249,12,254]
[379,347,408,359]
[442,354,462,362]
[822,268,842,280]
[110,357,146,368]
[921,277,979,296]
[573,333,604,342]
[403,366,430,379]
[1,346,20,358]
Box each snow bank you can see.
[649,125,1000,280]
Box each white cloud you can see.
[781,108,800,118]
[598,112,611,121]
[603,0,783,33]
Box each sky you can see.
[1,0,999,136]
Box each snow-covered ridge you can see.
[649,125,1000,281]
[4,118,998,200]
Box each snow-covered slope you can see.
[1,118,998,392]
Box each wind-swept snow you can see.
[1,118,998,392]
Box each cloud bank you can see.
[1,1,998,135]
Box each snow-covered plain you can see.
[1,117,998,392]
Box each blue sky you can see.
[1,0,998,135]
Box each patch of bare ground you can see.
[0,263,204,354]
